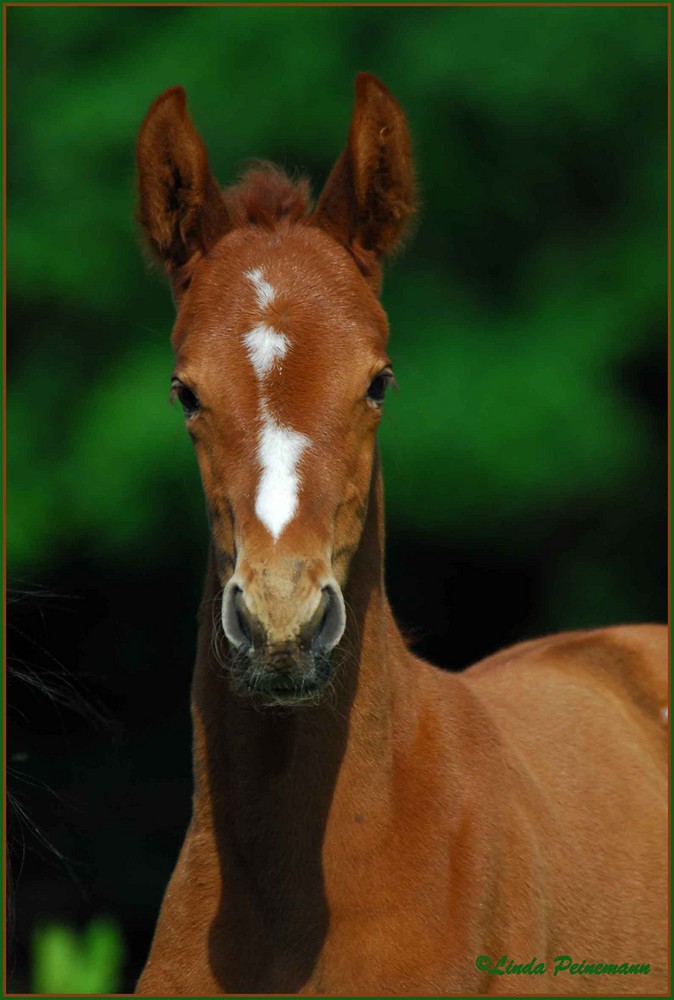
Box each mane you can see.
[222,162,312,230]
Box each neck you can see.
[189,454,420,988]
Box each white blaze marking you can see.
[245,267,276,310]
[244,322,288,377]
[243,268,309,540]
[255,410,309,541]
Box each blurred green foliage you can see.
[7,6,666,607]
[32,917,123,994]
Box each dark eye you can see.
[366,369,395,407]
[171,379,200,418]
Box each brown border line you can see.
[3,0,672,9]
[3,1,8,997]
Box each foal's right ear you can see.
[136,87,229,295]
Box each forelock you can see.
[223,162,312,231]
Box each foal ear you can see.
[136,86,229,293]
[314,73,416,289]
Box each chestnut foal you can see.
[135,76,668,995]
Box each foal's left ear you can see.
[314,73,416,291]
[136,86,229,296]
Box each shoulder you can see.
[461,623,668,722]
[466,623,666,672]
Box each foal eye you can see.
[171,379,200,418]
[366,369,396,407]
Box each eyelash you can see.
[367,369,396,406]
[170,379,200,418]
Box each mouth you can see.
[238,650,333,705]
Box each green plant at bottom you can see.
[32,917,124,994]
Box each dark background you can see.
[6,5,667,993]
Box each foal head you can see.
[137,74,415,703]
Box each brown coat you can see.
[135,74,668,996]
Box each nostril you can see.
[314,583,346,653]
[234,591,252,646]
[222,581,252,651]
